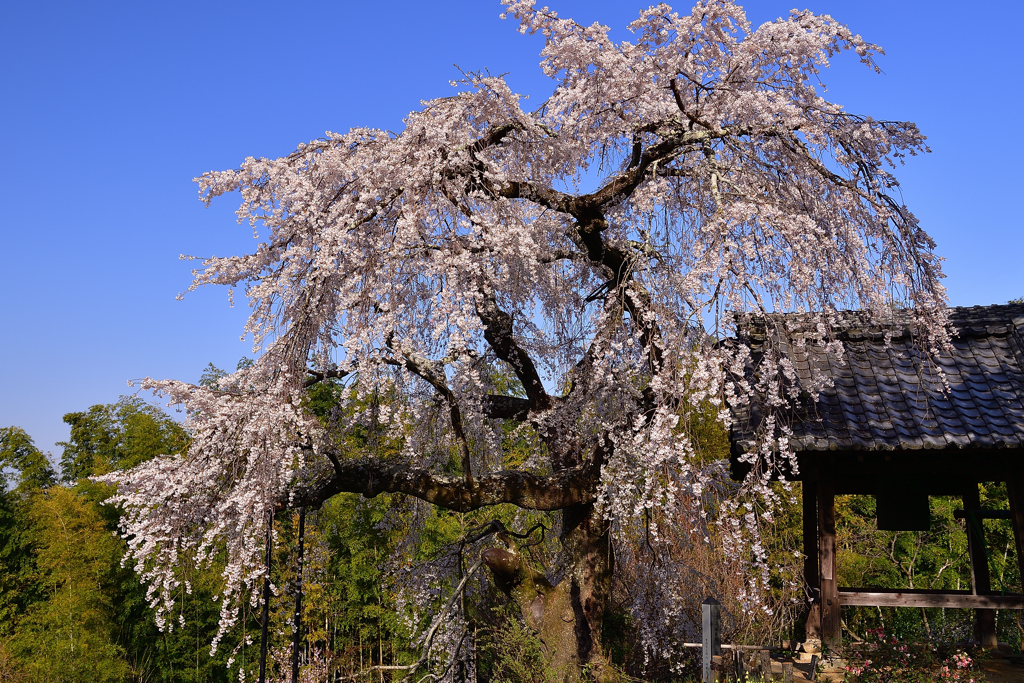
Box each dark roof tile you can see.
[732,304,1024,454]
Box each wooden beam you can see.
[754,448,1024,489]
[963,485,997,649]
[818,462,840,644]
[954,509,1011,520]
[839,588,1024,610]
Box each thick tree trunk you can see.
[560,502,613,677]
[483,502,614,682]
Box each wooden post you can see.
[1007,475,1024,602]
[782,661,794,683]
[803,466,821,643]
[759,650,772,680]
[963,484,997,649]
[702,597,721,683]
[732,649,745,681]
[817,462,841,644]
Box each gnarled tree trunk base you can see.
[482,507,616,682]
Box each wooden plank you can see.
[681,643,781,651]
[877,481,930,530]
[838,589,1024,609]
[732,649,745,681]
[759,650,772,680]
[954,509,1011,520]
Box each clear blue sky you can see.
[2,0,1022,457]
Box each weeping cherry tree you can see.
[101,1,948,678]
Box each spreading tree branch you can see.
[288,438,609,513]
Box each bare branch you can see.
[385,338,474,487]
[303,368,350,388]
[474,286,552,412]
[335,560,483,683]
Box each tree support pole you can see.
[963,484,997,649]
[259,514,274,683]
[292,508,306,683]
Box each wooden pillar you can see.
[817,461,841,644]
[963,484,997,649]
[802,464,822,642]
[1006,474,1024,602]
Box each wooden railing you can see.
[697,598,814,682]
[695,588,1024,681]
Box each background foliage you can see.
[1,375,1021,682]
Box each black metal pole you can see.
[291,508,306,683]
[259,514,274,683]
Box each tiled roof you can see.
[731,304,1024,453]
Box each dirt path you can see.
[982,656,1024,682]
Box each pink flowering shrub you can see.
[935,651,977,683]
[842,628,981,683]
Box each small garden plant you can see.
[842,628,983,683]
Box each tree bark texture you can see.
[292,448,604,514]
[482,503,615,681]
[283,180,647,680]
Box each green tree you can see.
[0,427,56,494]
[58,397,187,482]
[53,398,235,682]
[0,428,55,635]
[1,405,235,682]
[10,486,130,683]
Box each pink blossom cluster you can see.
[937,650,976,683]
